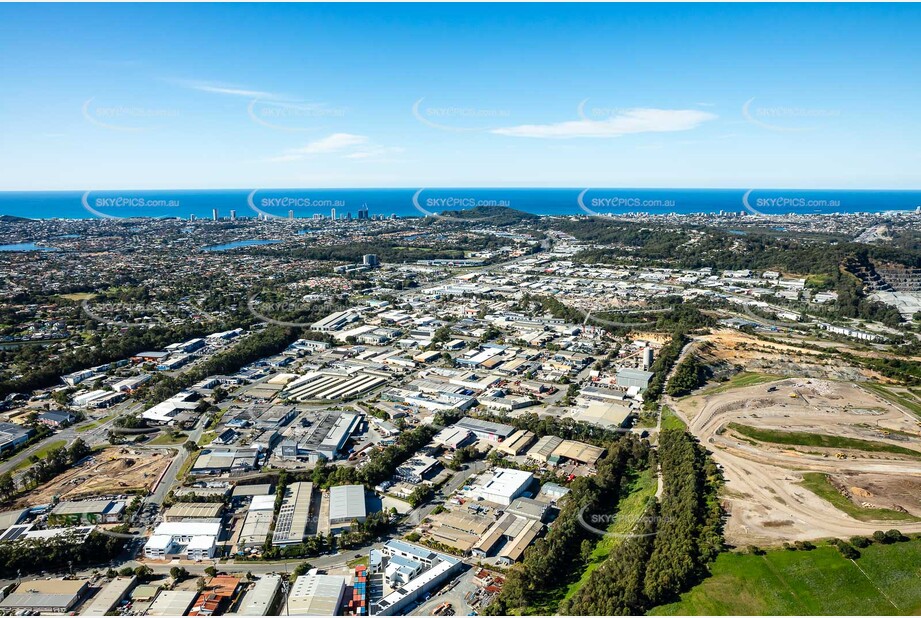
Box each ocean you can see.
[0,188,919,220]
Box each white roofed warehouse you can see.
[329,484,367,532]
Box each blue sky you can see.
[0,3,919,190]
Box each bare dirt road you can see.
[671,377,921,545]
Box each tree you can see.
[134,565,153,579]
[170,566,189,581]
[292,562,314,577]
[183,440,199,452]
[196,576,207,592]
[0,472,15,501]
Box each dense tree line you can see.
[560,501,659,615]
[0,529,125,577]
[141,325,302,405]
[643,429,723,606]
[486,435,652,615]
[0,319,242,399]
[0,439,92,502]
[471,410,626,446]
[562,429,724,615]
[644,332,689,406]
[666,356,707,397]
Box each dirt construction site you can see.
[671,376,921,545]
[15,447,173,507]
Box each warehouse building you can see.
[494,429,535,456]
[283,370,389,401]
[287,574,346,616]
[272,482,314,546]
[465,468,534,506]
[239,495,276,549]
[0,422,32,454]
[615,368,655,391]
[234,574,281,616]
[370,540,462,616]
[49,499,126,525]
[433,426,474,450]
[146,590,198,616]
[79,576,137,616]
[144,521,220,561]
[453,417,515,442]
[164,502,224,522]
[329,484,367,532]
[0,579,89,613]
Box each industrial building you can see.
[0,421,32,453]
[272,482,314,546]
[471,512,544,565]
[146,590,198,616]
[494,429,535,456]
[465,468,534,506]
[144,521,220,561]
[282,369,390,402]
[433,426,474,450]
[452,417,516,442]
[370,540,463,616]
[0,579,89,613]
[79,576,137,616]
[279,412,361,461]
[48,499,126,525]
[615,368,655,390]
[287,574,347,616]
[234,574,281,616]
[239,495,276,549]
[191,447,259,475]
[164,502,224,522]
[329,484,367,532]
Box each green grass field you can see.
[862,382,921,419]
[11,440,67,472]
[149,431,189,446]
[651,539,921,615]
[660,406,687,431]
[75,413,116,433]
[697,372,784,397]
[727,423,921,458]
[562,468,658,603]
[799,473,919,522]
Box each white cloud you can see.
[290,133,369,155]
[492,108,717,139]
[171,78,287,101]
[270,133,402,162]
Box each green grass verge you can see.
[698,372,784,396]
[660,406,687,432]
[862,382,921,419]
[198,431,217,446]
[11,440,67,472]
[75,413,116,433]
[800,473,919,522]
[177,451,200,479]
[148,431,189,446]
[727,423,921,458]
[650,539,921,615]
[562,468,658,603]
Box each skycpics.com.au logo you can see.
[81,191,180,219]
[411,97,511,133]
[742,97,840,132]
[577,506,665,539]
[82,97,180,132]
[577,189,677,217]
[412,189,510,222]
[247,293,348,329]
[246,190,346,219]
[742,189,842,216]
[247,99,347,132]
